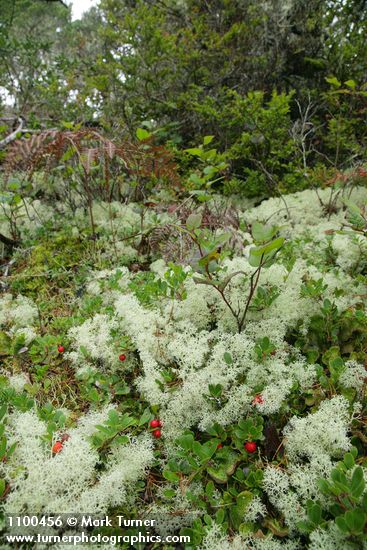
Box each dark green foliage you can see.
[289,299,367,363]
[2,0,367,197]
[298,448,367,547]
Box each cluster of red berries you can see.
[52,434,70,454]
[150,419,162,439]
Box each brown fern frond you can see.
[80,147,98,174]
[104,140,116,160]
[5,129,58,175]
[148,223,193,263]
[148,224,175,251]
[4,129,181,189]
[194,200,238,230]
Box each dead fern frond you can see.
[4,129,181,188]
[147,223,193,263]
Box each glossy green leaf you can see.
[136,128,151,141]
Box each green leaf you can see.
[330,469,349,493]
[215,508,225,524]
[343,452,355,470]
[201,440,218,459]
[0,332,11,355]
[351,466,365,498]
[236,490,253,510]
[230,491,253,529]
[0,437,6,459]
[192,440,206,460]
[350,446,358,459]
[205,481,215,497]
[317,479,330,493]
[335,515,348,533]
[350,509,366,533]
[136,128,151,141]
[61,145,76,163]
[326,76,341,88]
[190,190,212,201]
[297,520,312,533]
[186,213,202,231]
[203,135,214,145]
[87,388,99,403]
[114,384,130,396]
[117,413,137,431]
[61,120,75,129]
[108,409,120,424]
[0,478,5,497]
[185,147,203,157]
[163,470,180,483]
[214,231,232,247]
[177,433,194,451]
[209,384,222,397]
[138,407,151,426]
[344,79,356,89]
[250,237,285,257]
[0,405,7,422]
[223,352,233,365]
[163,489,176,498]
[203,165,214,175]
[344,509,366,533]
[95,424,114,435]
[207,449,239,483]
[249,237,284,267]
[330,357,344,370]
[203,514,212,526]
[251,222,278,244]
[207,465,228,484]
[114,435,129,445]
[308,503,322,525]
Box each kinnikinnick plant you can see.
[298,448,367,546]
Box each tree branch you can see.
[0,117,24,149]
[0,232,20,248]
[0,118,58,149]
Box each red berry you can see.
[217,443,223,449]
[244,441,257,453]
[119,353,126,362]
[252,394,264,405]
[152,429,162,439]
[57,345,65,353]
[52,441,63,454]
[150,419,161,428]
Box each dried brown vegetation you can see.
[4,129,181,190]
